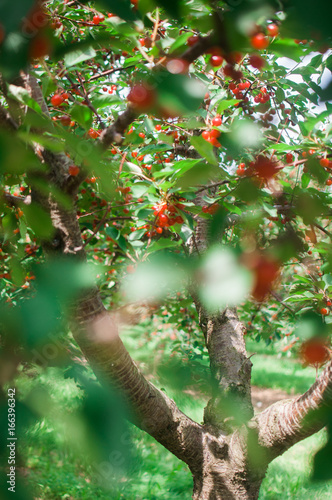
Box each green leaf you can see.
[301,173,311,189]
[7,84,42,114]
[139,143,171,155]
[64,46,97,67]
[91,95,122,109]
[267,143,299,152]
[272,39,304,61]
[23,204,54,239]
[93,0,138,21]
[171,158,202,179]
[70,104,93,130]
[130,182,149,197]
[190,135,218,165]
[147,239,182,254]
[223,202,242,215]
[217,99,241,114]
[105,227,120,241]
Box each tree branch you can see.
[16,70,207,469]
[99,33,215,150]
[253,358,332,463]
[188,173,254,433]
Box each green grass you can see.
[15,338,332,500]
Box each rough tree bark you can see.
[1,58,332,500]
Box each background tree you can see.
[0,0,332,498]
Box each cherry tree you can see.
[0,0,332,498]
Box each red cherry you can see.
[158,214,169,226]
[210,55,223,67]
[68,165,80,176]
[127,84,155,111]
[62,92,70,100]
[202,130,210,141]
[327,301,332,307]
[286,153,294,164]
[88,128,100,139]
[320,308,329,315]
[267,24,279,37]
[137,155,145,161]
[210,129,221,139]
[212,116,222,126]
[229,51,243,64]
[252,257,280,301]
[249,155,281,180]
[93,15,102,25]
[300,338,331,366]
[0,24,5,45]
[138,132,145,138]
[236,167,245,176]
[29,33,52,59]
[59,115,71,126]
[51,94,64,107]
[155,124,162,131]
[139,38,145,46]
[248,54,265,70]
[250,33,269,50]
[156,227,163,234]
[187,35,199,47]
[326,179,332,186]
[320,158,329,168]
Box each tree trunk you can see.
[2,68,332,500]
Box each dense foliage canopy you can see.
[0,0,332,498]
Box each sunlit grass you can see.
[17,336,332,499]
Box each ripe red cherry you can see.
[93,15,102,25]
[210,55,223,67]
[59,115,71,126]
[286,153,294,164]
[250,155,281,180]
[158,214,169,226]
[249,54,265,70]
[252,257,280,301]
[88,128,100,139]
[212,116,222,127]
[267,23,279,37]
[210,129,221,139]
[326,179,332,186]
[327,300,332,307]
[51,94,64,106]
[68,165,80,176]
[0,24,5,45]
[202,130,210,141]
[127,84,155,111]
[156,227,163,234]
[236,163,246,176]
[250,33,269,50]
[320,158,330,168]
[29,34,52,59]
[300,338,331,366]
[187,35,199,46]
[155,124,162,131]
[320,308,329,315]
